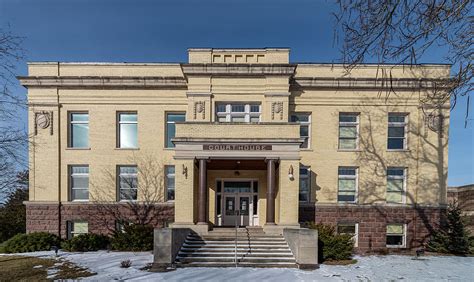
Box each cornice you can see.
[292,77,451,90]
[18,76,187,89]
[181,64,297,77]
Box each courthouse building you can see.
[19,48,450,253]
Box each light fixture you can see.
[288,165,294,180]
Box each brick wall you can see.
[26,203,175,239]
[299,204,445,254]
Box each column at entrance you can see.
[266,158,277,225]
[197,158,207,225]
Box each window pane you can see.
[250,105,260,112]
[119,113,137,122]
[166,166,175,174]
[388,138,404,149]
[388,168,404,176]
[339,139,357,149]
[72,166,89,174]
[231,116,245,122]
[291,114,309,122]
[337,225,356,234]
[167,189,175,201]
[299,192,309,202]
[339,115,357,122]
[217,181,222,193]
[299,168,309,176]
[167,113,185,122]
[217,195,222,215]
[387,179,403,192]
[167,177,175,188]
[389,115,406,123]
[73,222,88,233]
[338,194,355,202]
[253,181,258,193]
[253,195,258,214]
[388,127,405,137]
[72,177,89,189]
[71,124,89,148]
[339,126,357,138]
[166,123,176,148]
[231,105,245,112]
[71,113,89,122]
[216,104,226,112]
[387,224,403,234]
[120,189,137,201]
[120,123,138,148]
[250,117,260,122]
[72,189,89,200]
[339,179,356,191]
[300,125,309,137]
[338,168,356,176]
[119,166,137,174]
[386,235,403,246]
[387,191,403,203]
[217,116,227,122]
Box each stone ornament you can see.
[182,164,188,179]
[271,102,284,120]
[193,101,205,119]
[426,114,444,135]
[34,111,53,135]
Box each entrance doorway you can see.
[216,180,258,227]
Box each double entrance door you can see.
[217,180,258,227]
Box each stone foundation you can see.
[299,204,446,254]
[25,202,175,238]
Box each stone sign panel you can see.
[203,144,272,151]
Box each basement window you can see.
[386,224,406,248]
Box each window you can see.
[388,113,408,150]
[387,168,406,203]
[67,221,88,239]
[291,114,311,148]
[118,113,138,148]
[337,223,359,247]
[216,103,261,123]
[338,167,358,203]
[69,165,89,201]
[339,113,359,150]
[166,113,185,148]
[165,166,175,201]
[299,166,310,202]
[386,224,406,248]
[69,113,89,148]
[118,166,138,201]
[115,220,131,233]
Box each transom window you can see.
[386,224,406,248]
[69,113,89,148]
[337,223,359,247]
[118,166,138,201]
[388,113,408,150]
[337,167,358,203]
[299,166,310,202]
[165,165,175,201]
[291,114,311,149]
[339,113,359,150]
[118,113,138,148]
[69,165,89,201]
[216,103,261,123]
[387,168,406,203]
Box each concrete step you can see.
[178,252,293,257]
[183,240,287,245]
[179,248,292,253]
[175,262,298,268]
[182,244,289,249]
[186,236,285,241]
[176,257,296,263]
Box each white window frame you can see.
[291,113,311,149]
[338,113,359,150]
[69,165,89,202]
[299,165,311,202]
[165,165,175,202]
[118,166,138,202]
[165,112,186,148]
[337,167,358,203]
[67,221,88,239]
[386,167,407,204]
[215,103,261,123]
[117,112,138,149]
[68,112,89,148]
[388,113,408,150]
[386,223,407,248]
[337,223,359,247]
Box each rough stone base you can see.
[299,204,446,254]
[25,202,175,238]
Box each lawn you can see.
[0,255,94,281]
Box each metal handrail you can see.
[234,210,239,267]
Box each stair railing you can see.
[234,210,240,267]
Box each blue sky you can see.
[0,0,472,186]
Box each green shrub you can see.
[61,233,110,252]
[306,222,354,262]
[1,232,60,253]
[111,224,154,251]
[428,204,473,255]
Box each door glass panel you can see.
[225,197,235,215]
[224,181,251,193]
[240,197,249,215]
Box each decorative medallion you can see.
[271,102,284,120]
[426,114,444,135]
[34,111,53,135]
[193,101,205,119]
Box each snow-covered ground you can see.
[4,250,473,281]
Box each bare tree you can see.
[90,154,169,232]
[334,0,472,126]
[0,25,27,195]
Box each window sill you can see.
[65,147,91,150]
[300,149,313,152]
[337,202,358,205]
[70,200,89,203]
[337,149,362,152]
[387,149,410,152]
[163,147,176,151]
[386,245,406,249]
[115,148,140,150]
